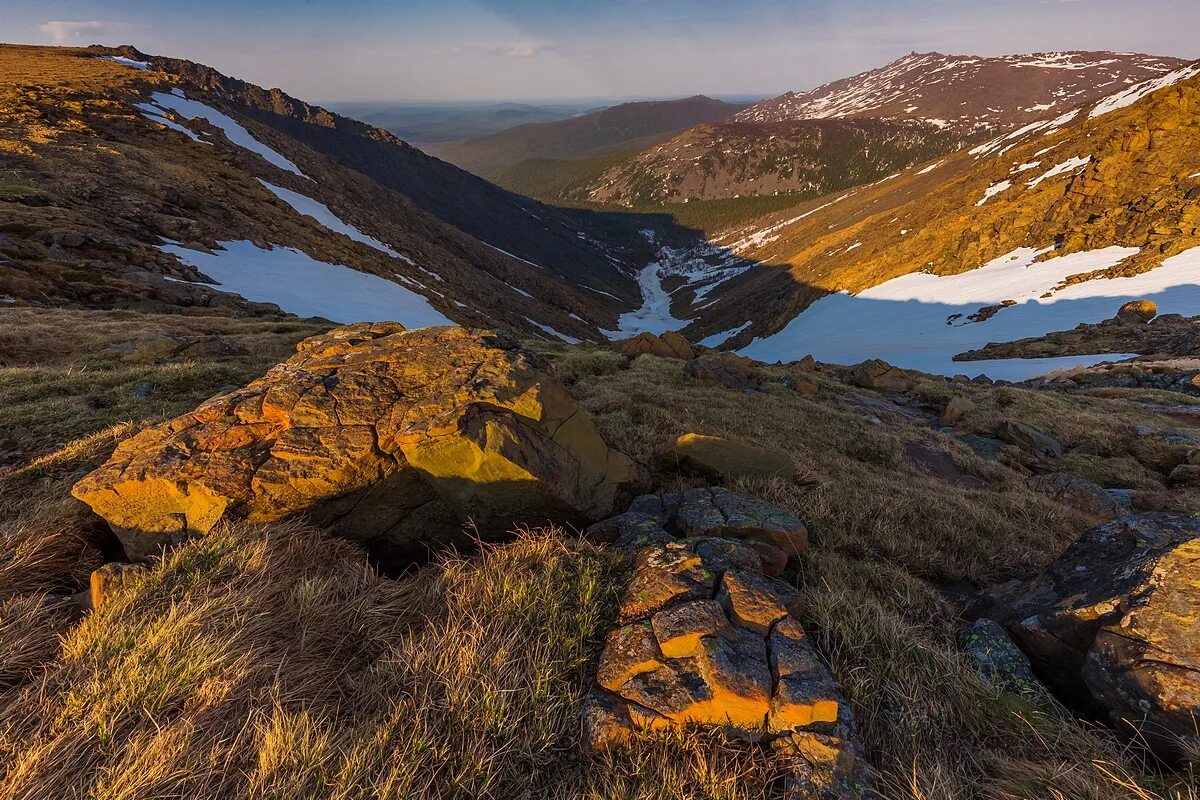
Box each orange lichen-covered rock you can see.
[618,331,694,360]
[72,324,636,558]
[589,531,854,752]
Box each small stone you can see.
[849,358,915,392]
[88,562,147,610]
[582,691,633,751]
[596,621,664,691]
[996,419,1062,458]
[940,396,974,427]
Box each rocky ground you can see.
[2,310,1199,799]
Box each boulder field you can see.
[72,323,637,559]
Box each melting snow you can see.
[610,263,687,338]
[103,55,149,70]
[699,321,752,348]
[916,161,944,175]
[258,180,402,258]
[742,244,1200,379]
[512,286,534,298]
[976,180,1012,206]
[483,243,543,269]
[524,317,581,344]
[161,240,453,327]
[1027,156,1090,188]
[135,102,209,143]
[1090,64,1200,118]
[142,91,308,177]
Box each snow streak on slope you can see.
[144,90,308,177]
[1090,63,1200,118]
[257,181,403,258]
[741,245,1200,379]
[162,240,453,326]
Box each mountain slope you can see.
[681,62,1200,375]
[0,45,656,341]
[577,51,1186,206]
[582,117,962,206]
[428,95,748,177]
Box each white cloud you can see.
[39,20,138,44]
[482,42,561,58]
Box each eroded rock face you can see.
[1007,513,1200,759]
[73,324,636,558]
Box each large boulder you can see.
[684,351,760,391]
[73,324,636,558]
[996,419,1062,459]
[1006,514,1200,759]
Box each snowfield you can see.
[741,245,1200,380]
[1089,63,1200,118]
[257,181,402,258]
[161,240,453,327]
[143,90,308,177]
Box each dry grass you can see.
[1,315,1198,798]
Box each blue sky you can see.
[7,0,1199,101]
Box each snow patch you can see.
[161,240,453,327]
[699,321,752,348]
[976,180,1012,206]
[610,263,687,338]
[1090,64,1200,118]
[102,55,149,70]
[1026,156,1090,188]
[739,244,1200,380]
[524,317,581,344]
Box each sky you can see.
[6,0,1200,102]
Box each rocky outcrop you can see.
[618,331,694,360]
[684,352,760,391]
[73,324,636,559]
[584,520,871,796]
[588,488,808,562]
[662,433,796,480]
[1006,514,1200,759]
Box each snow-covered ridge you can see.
[1089,63,1200,118]
[734,51,1182,134]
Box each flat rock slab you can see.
[662,433,796,480]
[73,323,636,558]
[904,443,989,490]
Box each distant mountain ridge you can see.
[429,95,748,176]
[736,50,1188,132]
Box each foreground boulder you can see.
[1007,513,1200,759]
[585,532,871,796]
[1024,473,1119,524]
[73,324,636,558]
[684,351,760,391]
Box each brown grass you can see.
[0,315,1198,798]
